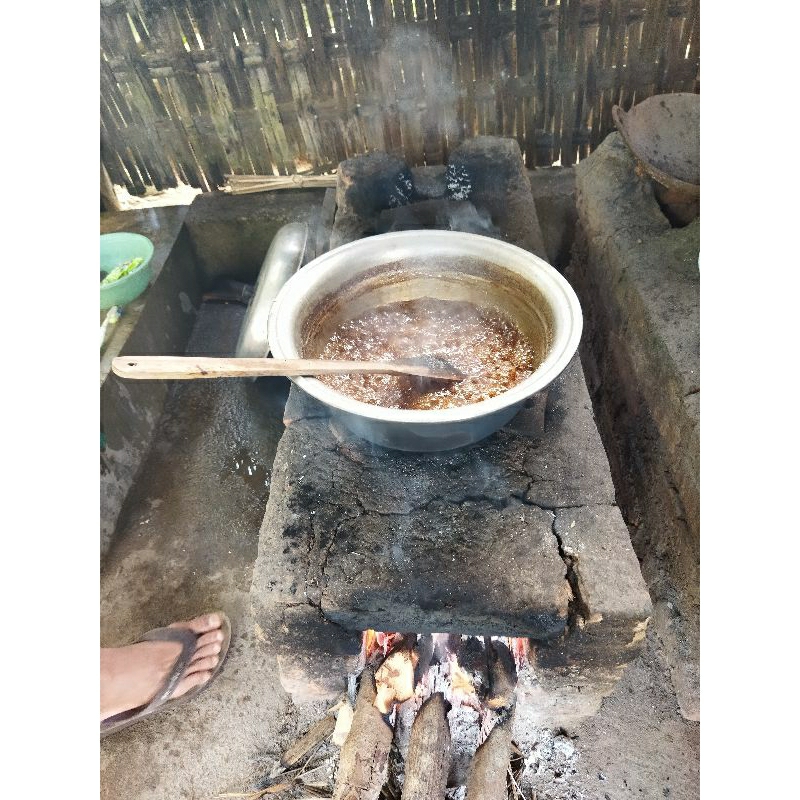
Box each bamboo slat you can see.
[100,0,700,188]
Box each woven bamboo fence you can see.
[100,0,699,194]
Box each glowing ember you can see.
[509,637,530,672]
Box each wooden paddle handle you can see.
[112,356,416,380]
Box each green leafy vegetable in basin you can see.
[100,257,144,286]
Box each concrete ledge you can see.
[183,188,326,284]
[250,356,652,727]
[100,209,200,557]
[101,189,327,557]
[528,166,577,269]
[567,132,699,720]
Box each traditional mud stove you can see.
[249,136,652,798]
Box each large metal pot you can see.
[268,230,582,451]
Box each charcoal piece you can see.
[446,136,547,258]
[456,637,487,675]
[332,151,415,248]
[414,634,436,681]
[336,151,415,220]
[444,163,472,201]
[485,639,517,710]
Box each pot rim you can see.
[268,230,583,424]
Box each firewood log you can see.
[333,668,393,800]
[401,693,451,800]
[464,714,515,800]
[485,639,518,710]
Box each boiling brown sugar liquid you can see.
[317,298,544,410]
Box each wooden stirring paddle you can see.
[111,355,465,393]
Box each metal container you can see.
[235,223,308,358]
[612,92,700,197]
[268,230,583,451]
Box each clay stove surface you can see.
[250,137,652,728]
[252,354,638,639]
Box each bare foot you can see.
[101,613,225,722]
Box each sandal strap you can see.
[135,627,198,713]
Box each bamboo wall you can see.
[100,0,699,194]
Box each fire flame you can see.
[362,629,529,718]
[449,658,477,697]
[362,629,407,662]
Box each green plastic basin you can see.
[100,232,155,309]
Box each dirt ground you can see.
[100,192,698,800]
[524,627,699,800]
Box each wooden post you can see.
[101,162,121,212]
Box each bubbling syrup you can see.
[316,298,544,410]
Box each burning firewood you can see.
[374,639,419,714]
[465,639,518,800]
[484,639,518,710]
[333,668,393,800]
[400,693,451,800]
[464,715,515,800]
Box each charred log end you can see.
[401,692,452,800]
[465,714,516,800]
[485,638,518,711]
[333,668,394,800]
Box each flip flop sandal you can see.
[100,612,232,739]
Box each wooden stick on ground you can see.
[225,174,338,194]
[400,693,451,800]
[333,668,393,800]
[281,715,337,768]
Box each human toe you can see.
[184,654,219,676]
[169,613,223,635]
[191,640,223,662]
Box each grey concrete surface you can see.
[100,302,324,800]
[183,188,327,285]
[100,208,201,556]
[528,166,578,269]
[250,355,652,727]
[568,133,700,721]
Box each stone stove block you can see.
[251,356,652,722]
[248,137,653,726]
[330,136,547,258]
